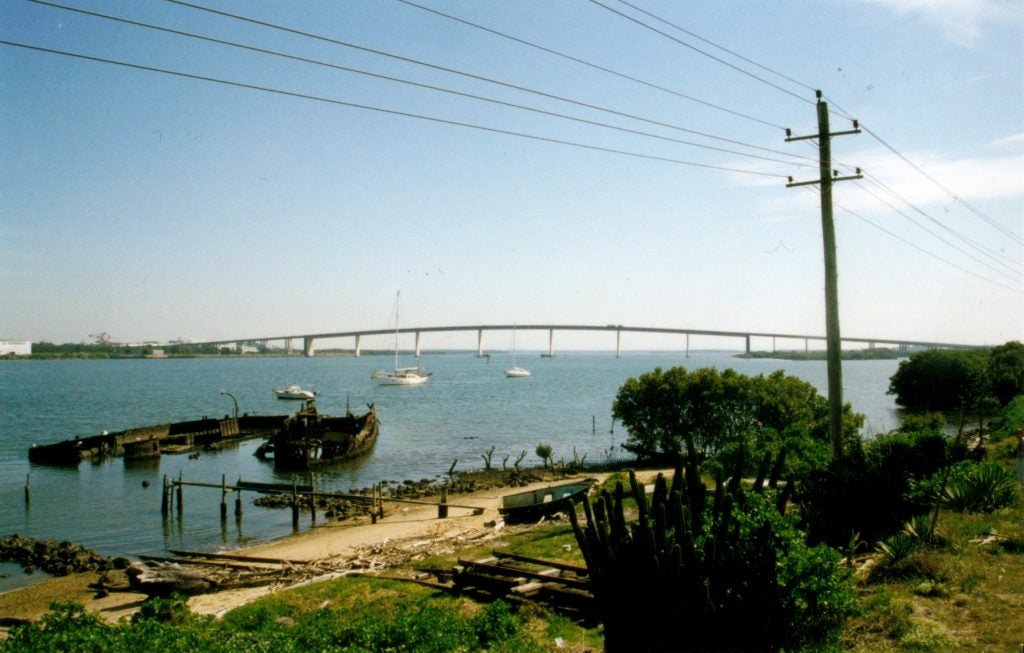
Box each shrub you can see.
[794,430,957,547]
[570,457,856,652]
[941,461,1019,514]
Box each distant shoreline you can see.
[739,348,908,361]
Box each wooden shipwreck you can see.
[254,399,379,471]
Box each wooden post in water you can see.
[24,474,30,506]
[291,481,299,529]
[220,474,228,521]
[161,475,169,515]
[176,471,183,515]
[235,477,243,516]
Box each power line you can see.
[587,0,814,106]
[861,174,1022,274]
[855,179,1022,285]
[613,0,818,96]
[393,0,786,130]
[862,125,1024,246]
[600,1,1023,250]
[162,0,813,166]
[822,188,1024,293]
[0,39,790,180]
[25,0,818,171]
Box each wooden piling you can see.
[161,475,169,515]
[291,481,299,529]
[235,476,243,516]
[438,485,449,519]
[24,474,30,506]
[220,474,228,521]
[176,471,183,515]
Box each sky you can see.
[2,0,1022,352]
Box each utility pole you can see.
[786,90,861,459]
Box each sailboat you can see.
[505,324,531,378]
[372,291,432,386]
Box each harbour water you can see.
[0,351,902,593]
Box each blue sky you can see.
[2,0,1022,352]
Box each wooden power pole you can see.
[787,90,861,458]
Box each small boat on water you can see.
[505,324,531,378]
[273,385,316,400]
[254,399,380,471]
[374,291,431,386]
[373,367,432,386]
[498,478,597,522]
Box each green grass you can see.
[844,497,1024,651]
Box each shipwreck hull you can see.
[263,402,379,471]
[28,415,288,466]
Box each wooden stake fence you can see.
[161,474,482,528]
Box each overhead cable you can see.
[862,174,1022,273]
[854,180,1022,284]
[614,0,818,95]
[159,0,810,164]
[393,0,786,130]
[0,39,790,180]
[610,1,1022,249]
[587,0,814,106]
[862,125,1024,246]
[26,0,818,170]
[824,190,1024,293]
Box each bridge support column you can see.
[548,329,555,358]
[303,337,315,358]
[236,342,243,354]
[285,338,293,356]
[477,329,484,357]
[745,335,751,355]
[354,335,361,357]
[686,333,690,358]
[415,331,421,358]
[616,330,621,358]
[805,338,809,353]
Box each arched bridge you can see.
[170,324,979,358]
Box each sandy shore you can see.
[1,470,656,633]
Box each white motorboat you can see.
[374,291,431,386]
[273,385,316,400]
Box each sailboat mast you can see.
[394,291,400,369]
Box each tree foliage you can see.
[887,342,1024,418]
[612,366,862,469]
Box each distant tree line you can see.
[29,342,229,358]
[744,347,906,361]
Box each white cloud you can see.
[858,0,1021,47]
[992,133,1024,148]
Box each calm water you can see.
[0,351,901,592]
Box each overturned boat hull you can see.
[498,478,596,523]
